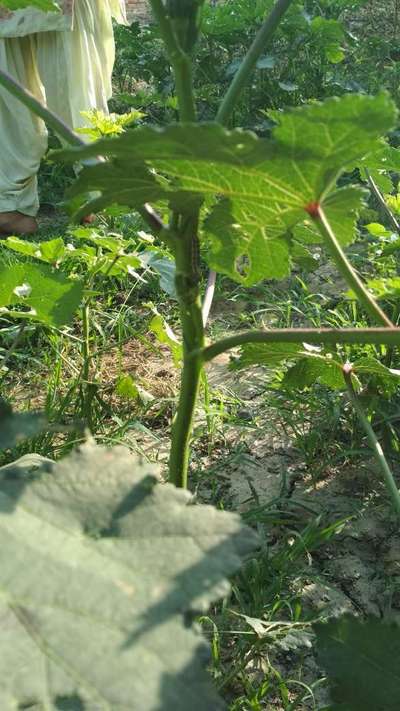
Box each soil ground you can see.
[113,290,400,708]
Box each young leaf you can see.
[116,373,140,401]
[0,263,83,327]
[70,226,128,254]
[0,441,258,710]
[149,312,182,366]
[5,236,66,265]
[140,250,177,298]
[232,342,303,370]
[367,277,400,298]
[56,94,397,284]
[310,17,345,64]
[314,615,400,710]
[365,222,393,239]
[282,354,345,390]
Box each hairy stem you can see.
[169,217,205,488]
[173,53,197,122]
[148,0,202,486]
[385,302,400,367]
[216,0,296,125]
[149,0,197,121]
[343,364,400,519]
[314,206,394,328]
[201,327,400,363]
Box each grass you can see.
[1,187,400,707]
[2,182,400,707]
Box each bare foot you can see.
[81,213,97,225]
[0,211,38,236]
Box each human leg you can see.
[0,35,47,232]
[35,0,117,131]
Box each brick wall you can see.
[126,0,151,22]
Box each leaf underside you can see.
[314,615,400,711]
[0,442,258,710]
[56,93,397,284]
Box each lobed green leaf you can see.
[315,615,400,710]
[0,263,83,327]
[0,441,258,710]
[56,94,397,284]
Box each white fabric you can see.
[0,1,126,38]
[0,0,125,216]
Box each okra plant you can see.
[46,0,400,506]
[1,0,400,706]
[2,0,400,500]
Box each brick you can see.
[126,0,151,22]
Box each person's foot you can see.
[81,213,97,225]
[0,211,38,237]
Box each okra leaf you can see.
[0,441,258,710]
[232,342,303,370]
[314,615,400,711]
[367,276,400,297]
[282,354,345,390]
[66,159,165,216]
[203,197,292,283]
[233,344,345,389]
[57,121,263,166]
[352,356,400,394]
[234,345,400,393]
[56,94,397,284]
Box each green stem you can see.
[148,1,201,487]
[216,0,296,125]
[366,170,400,234]
[200,369,214,454]
[201,327,400,363]
[0,322,27,375]
[314,205,394,328]
[343,364,400,519]
[81,302,94,429]
[173,53,197,122]
[82,303,90,379]
[169,217,205,488]
[385,301,400,367]
[149,0,197,122]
